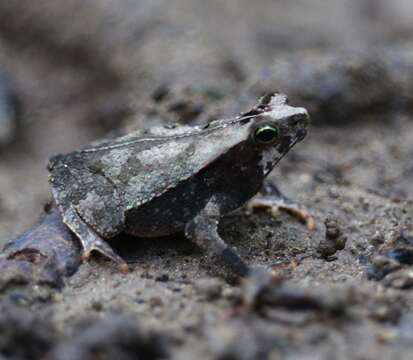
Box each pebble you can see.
[317,217,347,259]
[155,274,170,282]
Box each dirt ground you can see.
[1,1,413,359]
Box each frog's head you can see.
[242,93,310,176]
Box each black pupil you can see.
[256,127,277,143]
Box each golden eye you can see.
[254,125,279,144]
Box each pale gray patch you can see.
[148,125,199,136]
[268,93,288,106]
[259,146,282,176]
[76,191,105,220]
[265,105,308,121]
[137,141,191,166]
[99,148,133,178]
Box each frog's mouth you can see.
[277,131,302,156]
[277,136,299,162]
[261,136,300,176]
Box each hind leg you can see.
[62,206,128,273]
[51,163,128,272]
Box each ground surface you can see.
[0,1,413,359]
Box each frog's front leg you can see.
[247,181,315,230]
[185,197,249,279]
[62,206,129,273]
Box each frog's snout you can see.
[296,128,307,141]
[288,108,310,127]
[287,108,310,141]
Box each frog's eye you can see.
[254,125,279,144]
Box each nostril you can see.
[296,128,307,141]
[290,116,300,127]
[289,114,306,127]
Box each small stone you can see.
[328,188,340,199]
[370,232,385,247]
[91,300,103,312]
[149,296,163,308]
[383,269,413,289]
[325,218,340,239]
[366,255,401,281]
[317,217,347,259]
[155,274,170,282]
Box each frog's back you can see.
[48,121,251,213]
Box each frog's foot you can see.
[62,207,129,273]
[81,239,129,274]
[247,182,316,231]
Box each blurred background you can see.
[0,0,412,242]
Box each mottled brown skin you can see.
[47,93,310,277]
